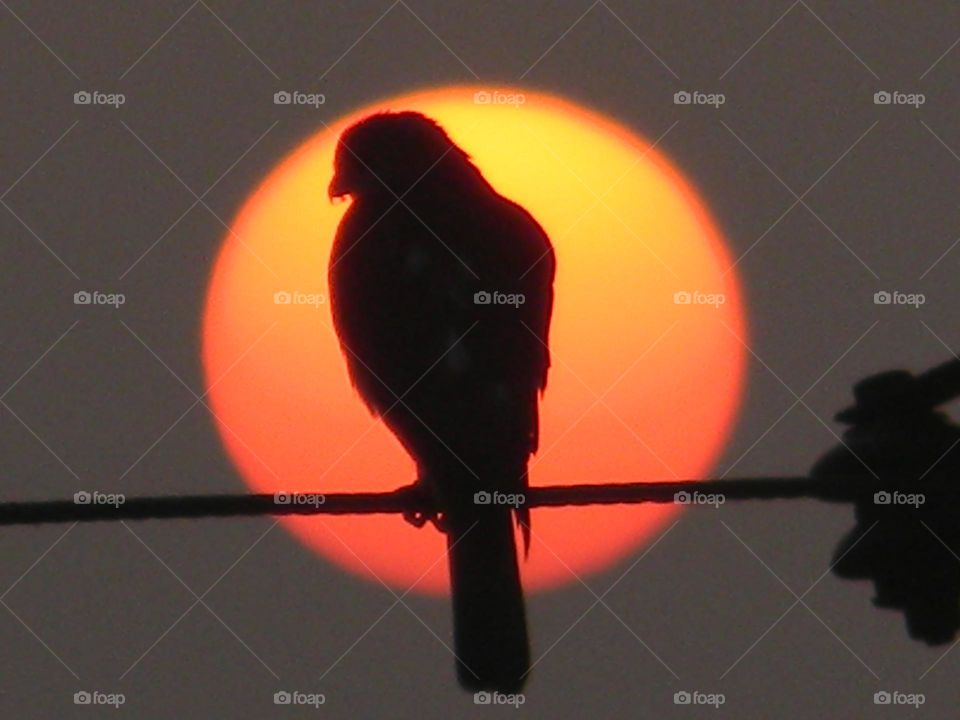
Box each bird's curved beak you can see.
[328,174,347,203]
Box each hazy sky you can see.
[2,1,960,717]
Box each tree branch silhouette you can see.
[0,475,877,525]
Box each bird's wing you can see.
[329,193,554,478]
[473,196,554,451]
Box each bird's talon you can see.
[398,483,442,530]
[403,509,429,528]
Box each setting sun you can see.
[201,86,747,595]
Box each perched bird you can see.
[328,112,555,692]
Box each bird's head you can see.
[328,111,474,202]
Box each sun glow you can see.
[202,86,747,595]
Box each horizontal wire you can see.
[0,476,888,525]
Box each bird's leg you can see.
[397,478,445,532]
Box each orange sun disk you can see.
[201,86,747,596]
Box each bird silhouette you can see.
[327,111,555,692]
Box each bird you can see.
[327,111,555,692]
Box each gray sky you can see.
[2,1,960,716]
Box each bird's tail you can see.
[516,504,531,558]
[446,501,529,693]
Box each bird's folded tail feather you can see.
[516,506,530,558]
[446,502,530,693]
